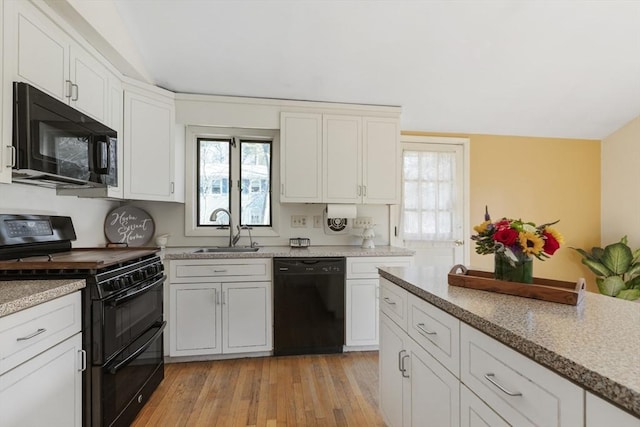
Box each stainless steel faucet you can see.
[209,208,241,247]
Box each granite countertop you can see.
[0,279,86,318]
[379,266,640,417]
[164,245,414,260]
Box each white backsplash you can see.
[0,183,119,247]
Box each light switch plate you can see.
[291,215,308,228]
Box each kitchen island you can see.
[378,266,639,424]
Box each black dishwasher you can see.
[273,257,345,356]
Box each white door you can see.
[393,136,469,277]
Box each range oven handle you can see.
[107,321,166,375]
[107,275,166,307]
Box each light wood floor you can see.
[131,351,385,427]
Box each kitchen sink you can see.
[194,246,260,253]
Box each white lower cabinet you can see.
[0,333,83,427]
[379,278,591,427]
[169,259,272,357]
[345,256,412,347]
[170,281,272,356]
[380,312,460,427]
[0,292,83,427]
[586,392,639,427]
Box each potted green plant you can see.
[573,236,640,300]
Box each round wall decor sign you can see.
[104,206,155,246]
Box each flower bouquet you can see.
[471,207,563,283]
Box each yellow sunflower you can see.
[473,221,490,234]
[519,231,544,255]
[544,226,565,245]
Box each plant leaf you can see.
[600,242,632,275]
[627,262,640,277]
[571,247,598,261]
[627,275,640,290]
[597,276,625,296]
[582,258,613,277]
[592,247,605,260]
[615,289,640,301]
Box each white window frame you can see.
[184,126,280,237]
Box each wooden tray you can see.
[448,265,586,305]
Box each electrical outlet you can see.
[291,215,308,228]
[313,215,322,228]
[352,217,374,228]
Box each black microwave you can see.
[12,82,117,188]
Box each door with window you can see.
[394,136,469,277]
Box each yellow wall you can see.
[403,131,601,292]
[601,115,640,249]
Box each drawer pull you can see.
[213,269,228,273]
[383,297,396,306]
[484,373,522,397]
[17,328,47,341]
[416,323,437,336]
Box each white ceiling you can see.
[113,0,640,139]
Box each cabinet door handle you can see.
[222,290,226,305]
[65,80,73,98]
[484,373,522,397]
[8,146,17,168]
[401,354,410,378]
[17,328,46,341]
[398,349,406,372]
[170,182,175,194]
[416,322,437,336]
[78,349,87,372]
[363,185,367,197]
[281,183,284,195]
[215,289,220,306]
[71,83,79,101]
[383,297,396,306]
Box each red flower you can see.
[493,228,519,246]
[543,231,561,255]
[494,220,512,231]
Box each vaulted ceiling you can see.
[113,0,640,139]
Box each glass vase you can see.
[494,253,533,284]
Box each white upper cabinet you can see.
[5,0,108,122]
[69,44,108,123]
[123,81,181,202]
[362,117,401,204]
[323,115,362,202]
[0,0,9,184]
[281,111,400,204]
[324,115,401,204]
[280,112,323,202]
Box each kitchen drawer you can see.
[170,258,271,283]
[346,256,412,279]
[407,292,460,377]
[379,278,408,331]
[0,292,81,375]
[461,323,583,427]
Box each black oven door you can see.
[94,321,165,427]
[94,274,165,364]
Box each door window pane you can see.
[403,150,456,240]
